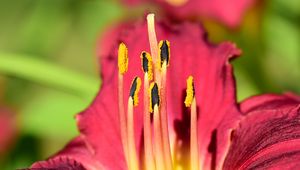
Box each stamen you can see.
[141,52,156,170]
[150,83,166,170]
[141,51,153,81]
[128,77,141,170]
[159,39,173,170]
[185,76,199,170]
[118,42,129,168]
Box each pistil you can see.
[128,77,141,170]
[184,76,199,170]
[141,52,156,170]
[147,13,160,84]
[117,42,129,168]
[150,83,166,170]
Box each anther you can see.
[149,83,160,113]
[158,40,170,68]
[118,42,128,74]
[184,76,195,107]
[129,77,141,107]
[141,51,153,81]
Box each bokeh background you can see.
[0,0,299,169]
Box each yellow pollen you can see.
[158,40,170,70]
[141,51,153,81]
[118,42,128,74]
[184,76,195,107]
[130,77,141,107]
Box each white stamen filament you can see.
[161,63,174,170]
[190,98,199,170]
[127,97,139,170]
[144,73,156,170]
[154,104,167,170]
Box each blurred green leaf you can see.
[0,53,99,98]
[263,12,300,92]
[1,135,40,170]
[273,0,300,16]
[234,67,259,101]
[20,87,83,139]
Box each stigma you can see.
[117,14,200,170]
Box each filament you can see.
[127,97,139,170]
[160,63,173,170]
[154,104,166,170]
[190,98,199,170]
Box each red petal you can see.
[76,82,129,170]
[241,93,300,114]
[98,19,242,169]
[31,137,103,170]
[123,0,254,27]
[223,94,300,169]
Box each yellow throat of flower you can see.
[165,0,188,7]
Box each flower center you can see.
[165,0,188,7]
[117,14,199,170]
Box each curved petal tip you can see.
[30,157,86,170]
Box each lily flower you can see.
[29,14,300,170]
[123,0,255,27]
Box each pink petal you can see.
[98,18,242,169]
[123,0,255,27]
[223,94,300,169]
[31,137,102,170]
